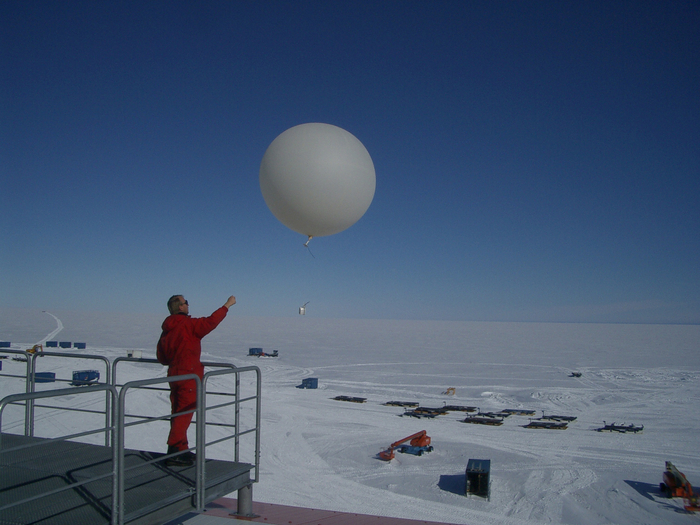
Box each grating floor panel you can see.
[0,433,253,525]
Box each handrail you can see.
[200,366,261,509]
[0,384,119,520]
[110,356,239,446]
[111,356,236,386]
[0,349,112,444]
[115,373,201,525]
[0,349,35,432]
[28,351,112,443]
[202,366,261,475]
[0,354,261,525]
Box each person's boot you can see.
[165,445,195,467]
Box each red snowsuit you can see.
[157,307,228,451]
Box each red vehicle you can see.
[379,430,432,461]
[660,461,699,512]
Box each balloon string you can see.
[304,235,315,258]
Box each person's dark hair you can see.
[167,295,184,314]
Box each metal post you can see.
[236,484,254,517]
[234,373,240,463]
[110,394,120,525]
[195,375,205,510]
[104,359,112,447]
[26,352,35,436]
[115,386,126,525]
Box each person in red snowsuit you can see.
[157,294,236,465]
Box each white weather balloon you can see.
[259,123,376,242]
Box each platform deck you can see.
[0,433,253,525]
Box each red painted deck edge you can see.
[203,497,462,525]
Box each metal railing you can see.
[0,348,112,443]
[0,352,261,525]
[0,384,120,519]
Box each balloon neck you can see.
[303,235,313,247]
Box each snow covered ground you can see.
[1,308,699,524]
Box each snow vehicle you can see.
[333,395,366,403]
[523,420,568,430]
[595,422,643,433]
[248,348,278,357]
[396,444,433,456]
[383,401,418,407]
[70,370,100,386]
[660,461,699,512]
[462,415,504,426]
[379,430,432,461]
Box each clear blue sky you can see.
[2,1,698,324]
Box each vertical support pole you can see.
[234,372,240,463]
[109,386,119,525]
[115,386,126,525]
[26,353,35,436]
[254,367,261,482]
[105,360,112,447]
[195,375,205,510]
[236,484,254,517]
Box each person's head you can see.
[167,295,189,315]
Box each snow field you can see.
[1,309,699,524]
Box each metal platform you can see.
[0,433,253,525]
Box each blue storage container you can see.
[0,342,10,348]
[59,342,71,349]
[73,342,86,349]
[71,370,100,386]
[249,347,263,356]
[297,378,318,389]
[35,372,56,383]
[45,341,58,347]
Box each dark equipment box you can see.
[71,370,100,386]
[465,458,491,499]
[297,378,318,389]
[35,372,56,383]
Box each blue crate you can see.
[297,378,318,389]
[45,341,58,347]
[73,342,86,349]
[35,372,56,383]
[0,342,10,348]
[59,342,72,349]
[71,370,100,386]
